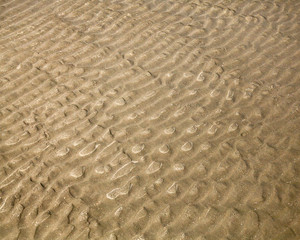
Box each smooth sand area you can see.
[0,0,300,239]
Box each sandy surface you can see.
[1,0,300,239]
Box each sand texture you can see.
[1,0,300,239]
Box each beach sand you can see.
[0,0,300,239]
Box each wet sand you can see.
[0,0,300,239]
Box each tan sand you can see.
[0,0,300,239]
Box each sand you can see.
[0,0,300,239]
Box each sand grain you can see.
[1,0,300,239]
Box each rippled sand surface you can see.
[1,0,300,239]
